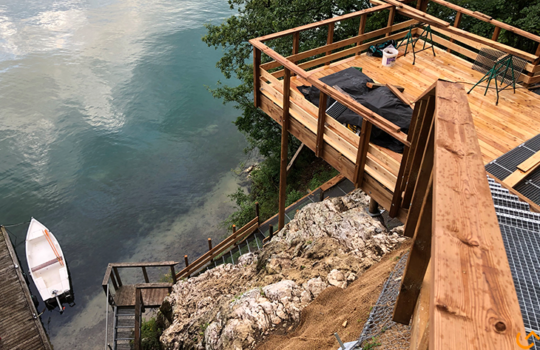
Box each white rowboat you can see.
[26,218,71,311]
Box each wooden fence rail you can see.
[392,80,526,349]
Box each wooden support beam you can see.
[316,92,328,157]
[393,176,432,324]
[367,82,405,91]
[353,120,373,188]
[431,80,526,349]
[292,32,300,56]
[409,262,432,350]
[356,13,368,56]
[386,6,396,37]
[492,26,501,42]
[287,143,305,173]
[170,265,176,284]
[402,96,435,209]
[278,68,291,230]
[369,197,380,215]
[113,267,122,287]
[386,83,413,107]
[141,266,149,283]
[447,11,462,53]
[253,47,261,107]
[403,122,434,237]
[325,22,335,65]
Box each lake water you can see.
[0,0,246,348]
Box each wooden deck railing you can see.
[391,80,527,349]
[175,213,260,279]
[102,261,178,297]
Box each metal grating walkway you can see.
[488,175,540,344]
[486,134,540,206]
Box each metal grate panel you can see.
[499,224,540,333]
[326,101,348,119]
[486,162,513,180]
[525,134,540,152]
[492,197,530,211]
[495,145,535,172]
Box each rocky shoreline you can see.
[159,189,407,350]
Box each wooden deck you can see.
[0,227,52,350]
[294,43,540,164]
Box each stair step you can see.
[491,192,520,201]
[494,205,540,221]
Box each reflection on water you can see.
[0,0,244,348]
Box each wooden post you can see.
[134,288,142,350]
[447,11,462,53]
[536,43,540,57]
[253,47,261,107]
[184,255,190,277]
[170,265,176,284]
[353,120,372,188]
[232,225,237,234]
[109,270,118,291]
[208,238,213,251]
[269,224,274,240]
[386,7,396,37]
[316,92,328,157]
[113,267,122,287]
[325,23,335,65]
[292,32,300,57]
[492,26,501,41]
[255,202,260,224]
[292,32,300,76]
[141,266,149,283]
[368,198,379,215]
[278,68,291,230]
[356,14,367,56]
[393,178,432,324]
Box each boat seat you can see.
[31,257,63,272]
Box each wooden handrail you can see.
[384,0,538,62]
[250,39,409,145]
[102,261,179,293]
[429,0,540,44]
[175,216,259,279]
[256,4,393,42]
[392,80,526,349]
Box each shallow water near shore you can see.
[0,0,245,348]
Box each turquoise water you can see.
[0,0,246,348]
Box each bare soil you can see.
[256,242,411,350]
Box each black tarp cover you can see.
[298,67,412,153]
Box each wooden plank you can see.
[255,4,393,42]
[254,47,261,107]
[367,82,405,91]
[278,68,291,230]
[402,96,435,209]
[287,143,304,172]
[316,92,327,157]
[403,122,434,238]
[353,120,373,187]
[504,159,540,188]
[517,151,540,172]
[393,176,432,324]
[387,83,413,107]
[486,172,540,213]
[431,81,526,349]
[409,262,432,350]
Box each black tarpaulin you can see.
[298,67,412,153]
